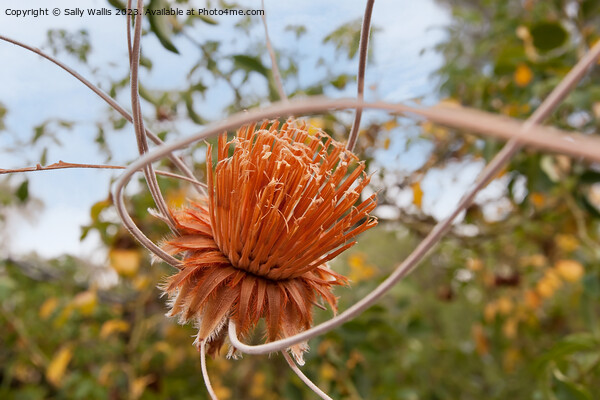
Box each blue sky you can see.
[0,0,450,261]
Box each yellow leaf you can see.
[109,249,141,277]
[166,188,186,208]
[348,252,377,282]
[46,345,73,387]
[307,118,325,136]
[502,318,518,339]
[319,363,337,381]
[98,363,115,386]
[471,323,489,355]
[497,296,514,315]
[555,259,584,282]
[100,319,130,339]
[39,297,59,320]
[133,275,151,291]
[530,192,546,208]
[536,270,562,298]
[308,117,325,129]
[213,384,232,400]
[412,182,423,209]
[250,371,267,399]
[72,290,97,316]
[524,290,542,310]
[555,234,579,254]
[484,302,497,322]
[383,137,391,149]
[345,349,364,370]
[318,339,334,356]
[519,254,547,268]
[467,258,483,271]
[130,375,154,400]
[514,63,533,87]
[382,119,398,131]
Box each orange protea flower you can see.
[160,119,377,363]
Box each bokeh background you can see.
[1,0,600,398]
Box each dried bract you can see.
[161,119,377,363]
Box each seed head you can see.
[161,119,377,363]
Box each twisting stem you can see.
[129,0,179,233]
[282,351,332,400]
[261,0,287,102]
[0,34,206,196]
[347,0,375,152]
[224,41,600,355]
[112,93,600,276]
[200,340,219,400]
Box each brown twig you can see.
[0,161,205,186]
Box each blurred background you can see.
[1,0,600,398]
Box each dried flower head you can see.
[160,119,377,363]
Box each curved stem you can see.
[282,351,332,400]
[112,37,600,337]
[111,93,600,273]
[200,340,219,400]
[347,0,375,152]
[129,0,179,233]
[261,0,287,102]
[222,41,600,355]
[0,34,206,196]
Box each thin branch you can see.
[200,340,219,400]
[0,161,206,186]
[261,0,287,102]
[347,0,375,152]
[282,351,332,400]
[129,0,179,233]
[0,34,206,197]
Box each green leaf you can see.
[40,147,48,166]
[147,0,180,54]
[579,170,600,185]
[183,93,206,124]
[530,22,568,52]
[198,14,218,25]
[552,368,593,400]
[90,200,111,223]
[33,124,46,143]
[232,54,268,77]
[330,74,352,89]
[535,334,599,372]
[285,24,307,39]
[582,273,600,299]
[16,180,29,202]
